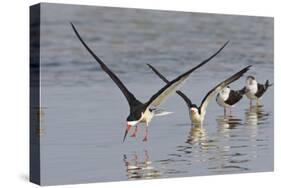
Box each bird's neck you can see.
[190,110,204,125]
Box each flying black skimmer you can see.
[71,22,228,142]
[216,86,246,115]
[147,64,251,125]
[245,75,272,106]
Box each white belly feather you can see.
[139,109,154,125]
[245,84,258,100]
[189,111,203,125]
[216,94,231,108]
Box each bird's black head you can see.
[123,112,142,142]
[190,104,199,109]
[126,112,141,122]
[246,75,256,85]
[190,104,200,114]
[247,75,255,80]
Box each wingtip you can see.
[238,65,252,78]
[266,80,273,87]
[246,65,252,70]
[70,22,77,32]
[222,40,230,47]
[147,63,155,70]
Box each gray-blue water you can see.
[37,3,273,185]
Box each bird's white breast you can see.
[216,88,232,108]
[216,93,231,108]
[246,82,258,99]
[139,109,154,125]
[189,111,203,125]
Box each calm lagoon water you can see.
[38,3,273,185]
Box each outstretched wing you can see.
[146,40,229,109]
[199,65,252,116]
[71,23,142,108]
[144,41,230,109]
[147,64,192,108]
[224,88,245,105]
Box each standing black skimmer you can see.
[245,75,272,106]
[71,23,228,142]
[216,86,246,116]
[147,64,251,125]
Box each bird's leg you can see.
[224,107,226,117]
[250,100,252,106]
[131,125,138,137]
[143,123,149,142]
[144,150,149,160]
[230,108,232,116]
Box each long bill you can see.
[123,124,131,142]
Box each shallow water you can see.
[38,3,273,185]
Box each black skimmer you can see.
[245,75,273,106]
[71,23,228,142]
[216,86,246,115]
[147,64,251,125]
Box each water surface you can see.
[38,3,273,185]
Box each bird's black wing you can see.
[199,65,251,115]
[255,80,272,98]
[144,41,230,109]
[224,89,244,105]
[71,23,142,108]
[256,83,266,98]
[147,64,192,108]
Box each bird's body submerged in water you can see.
[70,23,229,142]
[216,86,246,116]
[244,75,272,106]
[148,64,251,125]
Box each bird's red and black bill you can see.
[123,124,132,142]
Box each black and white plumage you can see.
[245,75,272,105]
[216,86,246,115]
[148,64,251,125]
[71,23,229,142]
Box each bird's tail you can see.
[239,87,247,95]
[153,109,173,117]
[265,80,273,89]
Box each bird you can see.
[147,64,251,125]
[70,22,229,142]
[244,75,272,106]
[216,86,246,116]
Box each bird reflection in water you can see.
[186,124,208,146]
[216,115,243,160]
[240,104,270,161]
[216,115,243,132]
[215,114,243,158]
[170,124,212,169]
[245,104,269,126]
[244,104,270,148]
[123,150,161,180]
